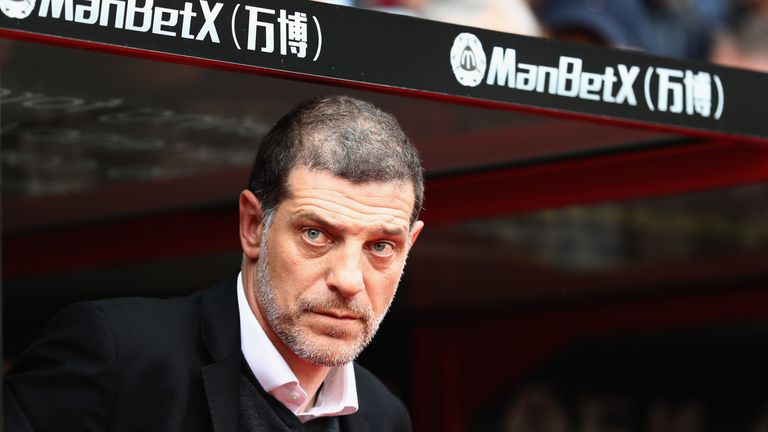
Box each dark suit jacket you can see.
[4,277,412,432]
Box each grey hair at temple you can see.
[247,95,425,226]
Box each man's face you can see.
[253,167,423,367]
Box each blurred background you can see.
[3,1,768,431]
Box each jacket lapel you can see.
[200,277,242,432]
[339,411,372,432]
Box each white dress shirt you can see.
[236,273,358,423]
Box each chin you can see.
[295,333,366,367]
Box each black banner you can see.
[2,0,767,141]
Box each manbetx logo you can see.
[450,33,724,119]
[34,0,224,41]
[9,0,324,62]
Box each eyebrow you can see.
[292,211,406,237]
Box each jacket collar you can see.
[201,275,241,362]
[200,275,241,432]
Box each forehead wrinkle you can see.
[298,184,413,209]
[283,168,416,233]
[290,187,413,222]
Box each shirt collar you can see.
[236,272,358,422]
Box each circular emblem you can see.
[1,0,36,19]
[450,33,486,87]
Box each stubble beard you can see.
[253,231,395,367]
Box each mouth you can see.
[311,309,362,321]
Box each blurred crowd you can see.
[317,0,768,72]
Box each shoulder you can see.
[9,287,212,370]
[352,363,412,431]
[4,279,236,432]
[90,291,206,329]
[3,293,211,431]
[67,277,234,336]
[45,290,209,349]
[10,279,235,374]
[79,278,240,361]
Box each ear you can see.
[408,220,425,249]
[239,190,265,260]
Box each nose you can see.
[326,246,365,298]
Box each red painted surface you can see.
[3,167,251,232]
[3,209,240,279]
[423,139,768,224]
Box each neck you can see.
[242,263,330,411]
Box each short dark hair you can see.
[247,95,424,225]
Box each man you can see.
[4,95,425,432]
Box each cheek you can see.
[270,239,326,299]
[366,268,403,315]
[266,241,303,302]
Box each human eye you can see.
[302,228,329,245]
[369,241,396,257]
